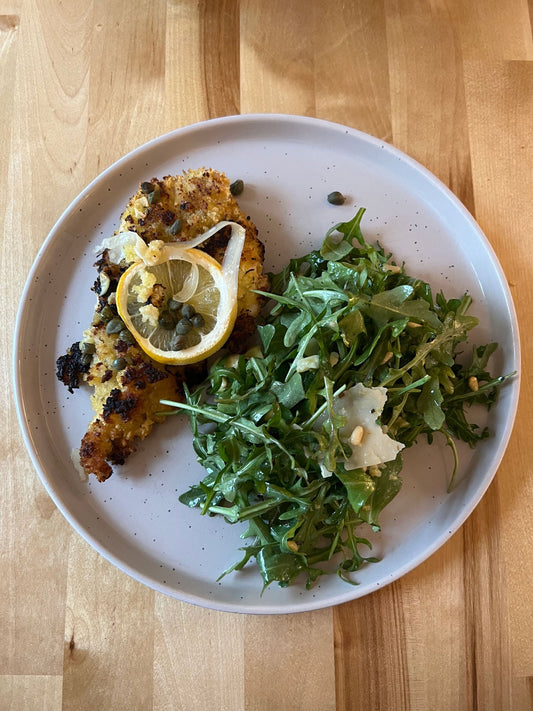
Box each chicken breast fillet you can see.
[56,168,269,482]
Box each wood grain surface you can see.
[2,2,532,709]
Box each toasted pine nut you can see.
[350,425,364,446]
[468,376,479,392]
[380,351,393,365]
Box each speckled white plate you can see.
[13,115,520,614]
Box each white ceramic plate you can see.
[13,115,520,614]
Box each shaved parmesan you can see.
[315,383,404,470]
[335,383,404,469]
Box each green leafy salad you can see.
[163,209,511,590]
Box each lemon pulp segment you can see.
[115,224,245,365]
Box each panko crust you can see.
[56,168,269,482]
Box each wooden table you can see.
[2,2,532,709]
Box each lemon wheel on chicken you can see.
[115,223,245,365]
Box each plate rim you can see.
[12,113,521,614]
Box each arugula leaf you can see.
[418,374,446,430]
[365,285,444,331]
[361,457,403,529]
[271,372,306,409]
[256,546,308,590]
[166,211,513,591]
[335,467,375,514]
[321,210,365,261]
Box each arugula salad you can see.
[163,209,511,590]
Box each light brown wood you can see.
[153,598,244,711]
[464,58,533,681]
[244,611,336,710]
[2,2,532,709]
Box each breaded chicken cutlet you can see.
[56,168,269,482]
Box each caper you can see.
[230,179,244,196]
[100,305,114,322]
[176,317,192,335]
[327,191,345,205]
[80,354,93,367]
[170,334,188,350]
[186,331,201,348]
[168,219,182,236]
[191,313,204,328]
[80,341,96,355]
[111,357,127,371]
[140,181,154,193]
[119,329,135,344]
[168,298,182,313]
[158,310,175,330]
[181,303,196,319]
[106,318,124,335]
[148,189,160,205]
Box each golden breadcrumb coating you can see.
[57,168,269,482]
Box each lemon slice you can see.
[115,222,245,365]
